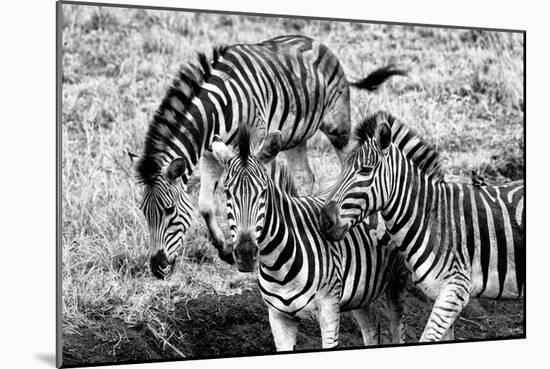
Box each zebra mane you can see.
[235,125,297,195]
[237,125,251,166]
[355,111,445,182]
[136,45,228,185]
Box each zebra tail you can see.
[350,65,407,91]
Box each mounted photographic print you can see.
[57,0,525,367]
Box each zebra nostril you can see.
[151,266,166,280]
[150,250,174,279]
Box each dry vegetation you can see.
[61,4,524,366]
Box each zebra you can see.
[133,35,405,279]
[319,111,525,342]
[210,126,408,350]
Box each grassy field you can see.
[61,4,524,366]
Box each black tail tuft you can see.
[351,65,407,91]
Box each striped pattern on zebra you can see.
[134,35,405,279]
[210,127,408,350]
[319,111,525,342]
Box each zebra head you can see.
[320,114,393,242]
[211,129,283,272]
[138,157,193,279]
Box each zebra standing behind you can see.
[210,127,408,350]
[320,111,525,342]
[133,35,405,279]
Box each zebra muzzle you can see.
[233,235,259,273]
[320,201,349,242]
[150,249,177,280]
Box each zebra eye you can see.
[358,166,373,175]
[164,205,176,214]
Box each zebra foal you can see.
[211,127,408,350]
[320,111,525,342]
[133,35,405,279]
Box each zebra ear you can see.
[258,131,283,164]
[163,158,187,184]
[375,122,391,156]
[211,136,235,166]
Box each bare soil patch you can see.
[62,285,524,366]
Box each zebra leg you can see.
[442,323,455,341]
[385,281,406,344]
[199,151,233,264]
[268,308,299,351]
[420,280,470,342]
[282,141,315,195]
[320,84,352,163]
[318,302,341,348]
[352,306,380,345]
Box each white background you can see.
[0,0,546,368]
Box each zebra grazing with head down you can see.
[134,35,405,279]
[210,127,408,350]
[320,111,525,342]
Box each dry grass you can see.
[61,3,524,362]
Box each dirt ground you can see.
[62,284,524,367]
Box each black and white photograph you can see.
[57,1,526,367]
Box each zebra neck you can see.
[258,181,307,279]
[258,181,292,253]
[381,152,441,255]
[152,76,244,181]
